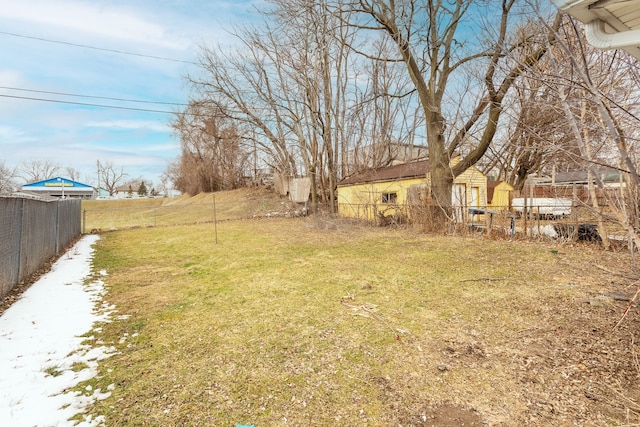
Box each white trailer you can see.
[512,197,572,219]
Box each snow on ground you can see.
[0,235,116,427]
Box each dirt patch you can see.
[401,403,484,426]
[503,293,640,425]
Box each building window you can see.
[382,192,397,204]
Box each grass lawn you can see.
[81,216,639,426]
[81,188,300,231]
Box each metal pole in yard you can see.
[83,209,86,234]
[571,182,578,241]
[523,194,528,235]
[213,193,218,244]
[487,211,493,235]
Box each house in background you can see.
[538,168,624,189]
[344,142,429,170]
[337,158,487,223]
[487,180,515,211]
[528,168,625,206]
[95,187,111,199]
[21,177,95,199]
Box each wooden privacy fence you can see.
[0,197,81,299]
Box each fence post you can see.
[213,193,218,244]
[83,209,86,234]
[55,200,60,253]
[17,198,24,284]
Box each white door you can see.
[471,187,480,208]
[452,184,466,222]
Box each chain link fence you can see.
[82,195,627,244]
[0,197,81,299]
[81,198,307,232]
[338,200,626,242]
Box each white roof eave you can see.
[586,19,640,49]
[550,0,596,22]
[550,0,640,60]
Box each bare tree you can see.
[0,161,18,194]
[346,36,423,174]
[170,102,251,195]
[64,167,82,182]
[185,0,417,212]
[190,34,299,183]
[99,162,128,196]
[339,0,561,227]
[19,159,60,182]
[159,171,172,197]
[482,12,632,194]
[537,13,640,254]
[486,66,579,191]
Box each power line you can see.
[0,86,188,106]
[0,30,199,65]
[0,94,176,114]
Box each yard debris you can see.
[596,264,639,280]
[459,277,507,283]
[340,299,408,340]
[598,292,632,302]
[576,291,636,307]
[553,223,602,242]
[613,285,640,330]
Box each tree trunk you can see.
[427,111,453,226]
[581,101,610,249]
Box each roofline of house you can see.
[337,173,427,187]
[22,177,93,188]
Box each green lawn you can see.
[80,217,637,426]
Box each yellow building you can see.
[337,159,487,223]
[487,180,514,210]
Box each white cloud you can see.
[0,125,30,141]
[0,0,189,51]
[139,142,180,152]
[85,120,170,133]
[0,0,258,185]
[0,69,25,88]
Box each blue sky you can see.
[0,0,258,188]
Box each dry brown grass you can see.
[75,213,640,426]
[81,188,299,231]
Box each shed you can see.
[487,180,514,210]
[337,159,487,222]
[22,177,95,199]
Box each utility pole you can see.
[97,160,101,198]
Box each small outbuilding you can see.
[487,180,514,210]
[22,177,95,199]
[337,158,487,223]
